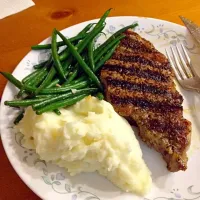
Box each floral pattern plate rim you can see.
[1,16,200,200]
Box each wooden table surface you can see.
[0,0,200,199]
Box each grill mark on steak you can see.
[102,70,183,105]
[140,118,190,155]
[120,37,157,53]
[124,30,156,49]
[101,69,175,91]
[103,64,169,82]
[148,119,187,141]
[107,86,183,107]
[106,78,168,95]
[106,59,174,77]
[110,94,182,112]
[112,53,171,70]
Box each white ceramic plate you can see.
[1,16,200,200]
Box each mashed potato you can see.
[16,96,152,195]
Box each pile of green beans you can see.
[0,8,138,124]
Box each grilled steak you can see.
[100,30,191,172]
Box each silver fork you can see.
[165,44,200,93]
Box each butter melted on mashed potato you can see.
[16,96,152,195]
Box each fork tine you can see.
[175,45,193,78]
[181,44,191,64]
[165,49,182,81]
[180,44,195,76]
[170,46,187,79]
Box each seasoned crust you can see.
[100,30,191,172]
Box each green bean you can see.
[34,13,108,76]
[34,65,59,94]
[39,66,66,89]
[46,55,73,89]
[32,23,94,50]
[96,92,104,100]
[21,78,81,94]
[45,63,73,88]
[78,23,95,35]
[33,49,64,69]
[17,89,26,98]
[5,98,47,107]
[52,12,107,76]
[26,67,48,86]
[22,69,41,83]
[33,88,98,110]
[43,12,107,83]
[33,60,48,69]
[67,68,79,83]
[88,38,95,70]
[58,25,104,63]
[94,9,111,30]
[39,67,57,89]
[14,110,25,125]
[33,23,94,66]
[32,41,65,50]
[59,9,109,61]
[45,79,60,88]
[53,109,61,115]
[41,65,57,86]
[94,23,138,55]
[72,76,88,83]
[62,59,72,72]
[65,53,87,84]
[32,23,94,51]
[45,53,73,88]
[94,41,120,72]
[32,34,85,50]
[57,24,96,62]
[62,75,87,86]
[17,67,48,97]
[59,48,71,61]
[0,72,23,89]
[51,29,66,80]
[33,55,53,71]
[36,93,88,115]
[35,94,58,98]
[34,11,110,69]
[17,67,49,97]
[78,24,105,53]
[39,80,90,94]
[94,35,125,63]
[56,30,103,90]
[6,81,38,94]
[44,62,72,88]
[66,59,86,84]
[33,55,53,70]
[58,22,102,62]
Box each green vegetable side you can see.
[0,9,138,124]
